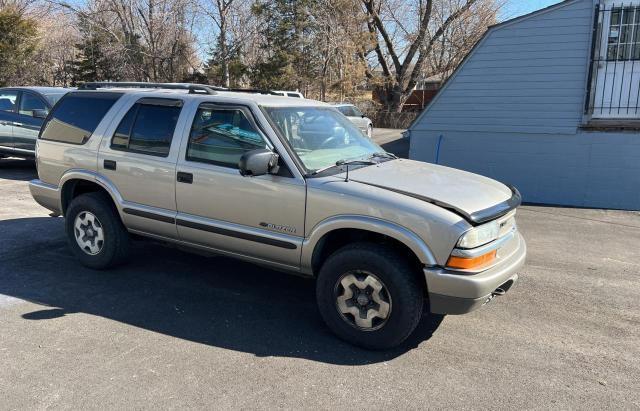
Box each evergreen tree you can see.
[0,8,38,86]
[72,16,122,83]
[251,0,320,91]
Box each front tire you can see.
[65,192,130,269]
[316,243,424,350]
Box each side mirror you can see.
[32,109,48,119]
[239,149,279,177]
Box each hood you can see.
[347,159,520,225]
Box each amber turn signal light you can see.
[446,250,497,270]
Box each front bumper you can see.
[425,232,526,315]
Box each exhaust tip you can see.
[492,287,506,296]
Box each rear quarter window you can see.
[39,92,122,145]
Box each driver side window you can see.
[186,106,267,168]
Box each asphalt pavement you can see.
[0,132,639,408]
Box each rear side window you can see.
[39,92,122,145]
[111,98,182,157]
[19,92,48,117]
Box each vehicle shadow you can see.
[381,137,410,159]
[0,217,444,365]
[0,157,37,181]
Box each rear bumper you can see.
[29,179,61,215]
[425,233,526,315]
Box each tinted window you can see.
[19,92,48,117]
[0,90,18,112]
[40,92,122,144]
[111,100,181,157]
[336,106,356,117]
[287,93,301,98]
[187,106,267,168]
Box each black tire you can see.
[65,192,130,269]
[316,243,424,350]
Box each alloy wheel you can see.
[73,211,105,255]
[335,271,392,330]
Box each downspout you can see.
[434,134,444,164]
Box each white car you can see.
[272,90,304,98]
[333,104,373,138]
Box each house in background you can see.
[408,0,640,210]
[373,73,446,112]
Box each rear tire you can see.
[316,243,424,350]
[65,192,130,269]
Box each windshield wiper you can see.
[368,151,398,160]
[311,158,376,176]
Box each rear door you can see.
[13,91,49,152]
[98,96,186,239]
[0,89,18,150]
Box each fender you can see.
[59,169,126,217]
[300,214,437,275]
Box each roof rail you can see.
[77,82,218,95]
[225,88,279,95]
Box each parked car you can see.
[272,90,304,98]
[29,82,526,350]
[333,103,373,138]
[0,87,71,159]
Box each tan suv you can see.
[29,82,526,349]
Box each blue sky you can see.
[501,0,563,20]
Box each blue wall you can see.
[409,0,640,210]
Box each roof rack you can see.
[77,82,282,97]
[77,82,218,95]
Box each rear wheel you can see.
[316,243,424,350]
[65,192,130,269]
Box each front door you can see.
[98,96,186,239]
[13,91,48,151]
[593,3,640,118]
[175,103,306,269]
[0,90,18,150]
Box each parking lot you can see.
[1,132,639,409]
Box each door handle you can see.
[104,159,117,170]
[11,122,24,127]
[177,171,193,184]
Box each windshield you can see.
[263,106,382,173]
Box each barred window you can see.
[607,6,640,60]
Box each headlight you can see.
[457,214,517,249]
[449,214,517,270]
[457,221,500,249]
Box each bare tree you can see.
[361,0,497,111]
[47,0,199,82]
[200,0,232,87]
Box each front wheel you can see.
[316,243,424,350]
